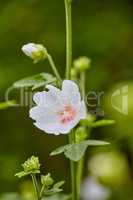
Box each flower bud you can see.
[76,127,88,142]
[22,43,47,63]
[22,156,40,173]
[41,173,54,188]
[73,57,91,71]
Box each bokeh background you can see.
[0,0,133,199]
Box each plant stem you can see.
[65,0,72,79]
[47,54,62,85]
[77,158,84,199]
[80,71,86,99]
[31,174,40,200]
[64,1,77,198]
[76,71,86,200]
[68,131,77,200]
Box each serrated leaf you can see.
[13,73,56,90]
[53,181,65,189]
[0,100,16,110]
[91,120,115,128]
[51,140,110,162]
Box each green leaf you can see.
[13,73,56,90]
[51,140,110,162]
[15,169,40,178]
[43,188,63,196]
[53,181,65,189]
[42,194,71,200]
[65,140,110,161]
[91,120,115,128]
[0,100,16,110]
[50,144,71,156]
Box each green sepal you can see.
[53,181,65,189]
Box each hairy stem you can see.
[31,174,40,200]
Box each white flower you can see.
[22,43,47,63]
[30,80,86,135]
[81,177,111,200]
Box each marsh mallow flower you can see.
[30,80,86,135]
[22,43,47,63]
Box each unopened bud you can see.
[73,57,91,71]
[22,43,47,63]
[41,173,54,188]
[22,156,40,172]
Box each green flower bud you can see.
[41,173,54,188]
[22,43,47,63]
[73,57,91,71]
[75,127,88,142]
[22,156,40,173]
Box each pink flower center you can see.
[59,105,76,124]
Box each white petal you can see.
[30,106,59,124]
[34,122,60,135]
[33,92,46,105]
[22,43,37,57]
[33,85,61,107]
[79,101,87,119]
[61,80,81,106]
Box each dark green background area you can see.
[0,0,133,199]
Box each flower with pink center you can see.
[29,80,86,135]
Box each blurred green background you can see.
[0,0,133,199]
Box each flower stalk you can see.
[31,174,40,200]
[64,0,77,200]
[65,0,72,80]
[47,53,62,85]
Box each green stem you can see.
[31,174,40,200]
[68,131,77,200]
[65,0,72,79]
[80,71,86,100]
[40,185,45,199]
[77,158,84,200]
[76,71,86,199]
[64,0,77,199]
[47,54,62,85]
